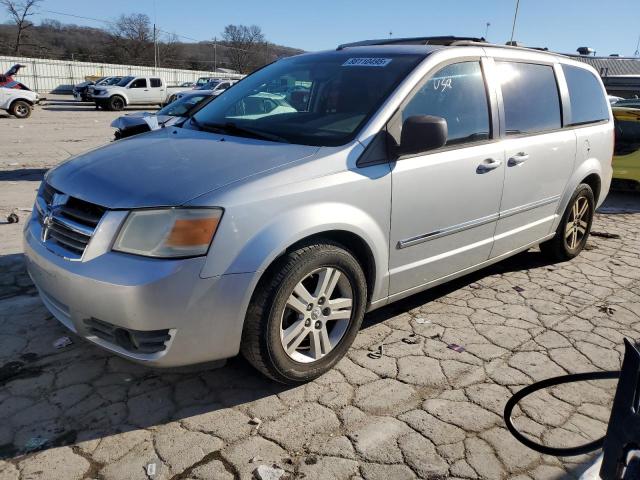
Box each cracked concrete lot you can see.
[1,98,640,480]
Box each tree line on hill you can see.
[0,2,303,73]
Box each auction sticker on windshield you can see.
[342,58,392,67]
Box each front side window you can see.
[191,53,424,146]
[130,78,147,89]
[150,78,162,88]
[497,61,561,134]
[562,65,609,126]
[402,61,490,146]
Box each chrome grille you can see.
[36,183,106,259]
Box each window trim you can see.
[386,56,497,161]
[491,58,564,138]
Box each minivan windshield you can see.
[116,76,135,87]
[190,52,424,146]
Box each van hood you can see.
[46,127,320,209]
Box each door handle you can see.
[508,152,529,167]
[476,158,502,173]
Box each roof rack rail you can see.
[336,36,486,50]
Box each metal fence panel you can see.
[0,55,243,93]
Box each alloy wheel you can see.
[565,196,590,250]
[16,104,28,117]
[279,267,353,363]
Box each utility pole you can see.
[153,23,158,71]
[152,0,158,71]
[510,0,520,44]
[484,22,490,41]
[213,37,217,73]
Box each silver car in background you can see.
[24,37,613,383]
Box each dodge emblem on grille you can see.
[41,193,69,242]
[41,212,54,241]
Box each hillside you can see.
[0,20,304,73]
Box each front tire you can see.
[108,96,125,111]
[241,242,367,384]
[10,100,31,119]
[540,183,595,261]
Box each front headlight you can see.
[113,208,223,258]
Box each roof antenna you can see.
[509,0,521,44]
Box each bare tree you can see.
[109,13,152,64]
[157,32,181,68]
[1,0,42,54]
[221,24,265,74]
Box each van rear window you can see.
[562,65,609,126]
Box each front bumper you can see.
[23,212,255,367]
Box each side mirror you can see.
[399,115,448,156]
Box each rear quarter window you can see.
[562,65,609,126]
[150,78,162,88]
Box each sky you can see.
[12,0,640,57]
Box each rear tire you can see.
[241,241,367,384]
[108,96,125,111]
[10,100,31,119]
[540,183,595,262]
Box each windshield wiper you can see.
[193,120,290,143]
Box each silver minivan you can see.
[24,37,613,383]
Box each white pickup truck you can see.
[92,76,183,111]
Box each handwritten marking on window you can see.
[433,77,453,92]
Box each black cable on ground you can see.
[504,370,621,457]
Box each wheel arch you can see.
[553,158,607,232]
[11,97,33,107]
[581,173,601,204]
[271,229,377,305]
[110,94,127,106]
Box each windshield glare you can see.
[191,53,423,146]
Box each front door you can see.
[490,61,576,257]
[389,60,504,296]
[128,78,152,104]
